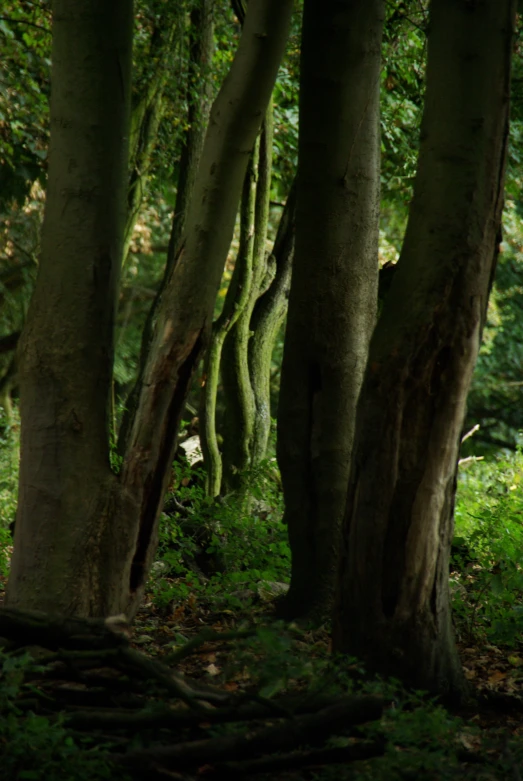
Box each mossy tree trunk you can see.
[122,7,183,265]
[118,0,215,452]
[7,0,293,619]
[200,160,295,499]
[277,0,384,619]
[200,138,260,498]
[248,178,296,465]
[333,0,515,700]
[122,0,214,268]
[167,0,215,272]
[220,108,273,493]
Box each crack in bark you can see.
[129,329,204,593]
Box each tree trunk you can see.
[117,1,215,452]
[201,167,294,498]
[221,109,273,493]
[122,16,179,266]
[7,0,294,619]
[277,0,384,619]
[200,139,260,498]
[249,178,296,464]
[167,0,215,272]
[6,0,133,615]
[333,0,516,700]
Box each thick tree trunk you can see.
[277,0,384,618]
[6,0,133,615]
[333,0,515,700]
[7,0,293,619]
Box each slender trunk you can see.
[333,0,515,700]
[200,140,260,497]
[6,0,133,615]
[221,108,273,492]
[122,17,179,265]
[249,178,296,463]
[277,0,384,619]
[167,0,215,272]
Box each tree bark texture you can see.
[7,0,134,615]
[333,0,516,699]
[200,139,260,498]
[122,14,179,265]
[117,3,214,452]
[167,0,215,272]
[221,109,273,493]
[249,178,296,464]
[277,0,384,618]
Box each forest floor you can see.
[2,568,523,780]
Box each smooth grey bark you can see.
[333,0,515,700]
[6,0,134,614]
[277,0,384,618]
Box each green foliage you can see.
[220,623,318,698]
[0,406,19,579]
[150,456,290,609]
[453,453,523,644]
[0,649,127,780]
[0,2,50,209]
[349,703,462,781]
[464,32,523,451]
[465,199,523,453]
[216,629,471,781]
[0,407,18,527]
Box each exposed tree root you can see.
[0,608,384,778]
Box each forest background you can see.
[2,0,523,778]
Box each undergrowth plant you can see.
[0,649,128,780]
[453,451,523,645]
[0,406,19,529]
[149,456,290,610]
[0,406,19,578]
[205,627,480,781]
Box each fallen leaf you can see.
[488,670,506,684]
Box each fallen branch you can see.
[65,692,360,731]
[165,627,257,665]
[0,607,386,780]
[211,739,386,776]
[115,696,384,771]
